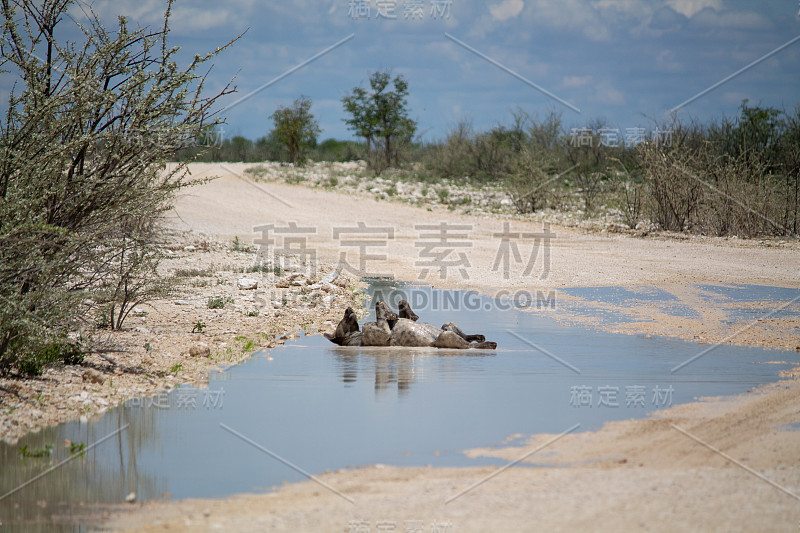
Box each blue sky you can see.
[18,1,800,141]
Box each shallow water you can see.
[1,282,797,531]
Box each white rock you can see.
[173,299,192,306]
[125,492,137,503]
[183,245,197,252]
[189,343,211,358]
[82,369,104,385]
[237,277,258,290]
[321,282,336,293]
[321,271,339,284]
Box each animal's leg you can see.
[442,322,485,343]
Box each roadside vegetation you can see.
[181,98,800,239]
[0,0,235,376]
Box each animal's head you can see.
[335,307,360,335]
[398,300,419,321]
[374,300,398,322]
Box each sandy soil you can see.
[14,162,800,531]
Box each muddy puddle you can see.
[1,281,797,531]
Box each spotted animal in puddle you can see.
[325,300,497,349]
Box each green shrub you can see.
[208,296,234,309]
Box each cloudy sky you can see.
[22,1,800,141]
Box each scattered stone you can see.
[82,369,104,385]
[321,271,339,284]
[237,277,258,290]
[189,343,211,358]
[321,282,336,293]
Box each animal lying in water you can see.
[324,300,497,350]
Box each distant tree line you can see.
[422,101,800,237]
[176,70,417,172]
[174,78,799,237]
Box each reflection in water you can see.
[332,347,494,397]
[333,350,417,396]
[0,401,164,532]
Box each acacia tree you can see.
[270,96,320,165]
[342,71,416,171]
[0,0,236,374]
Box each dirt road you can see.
[170,163,800,349]
[105,163,800,532]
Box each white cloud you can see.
[690,9,773,30]
[665,0,723,19]
[594,0,652,19]
[489,0,525,21]
[562,75,593,88]
[722,91,750,105]
[171,6,233,32]
[595,80,625,106]
[656,50,682,72]
[522,0,612,42]
[75,0,165,25]
[76,0,257,33]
